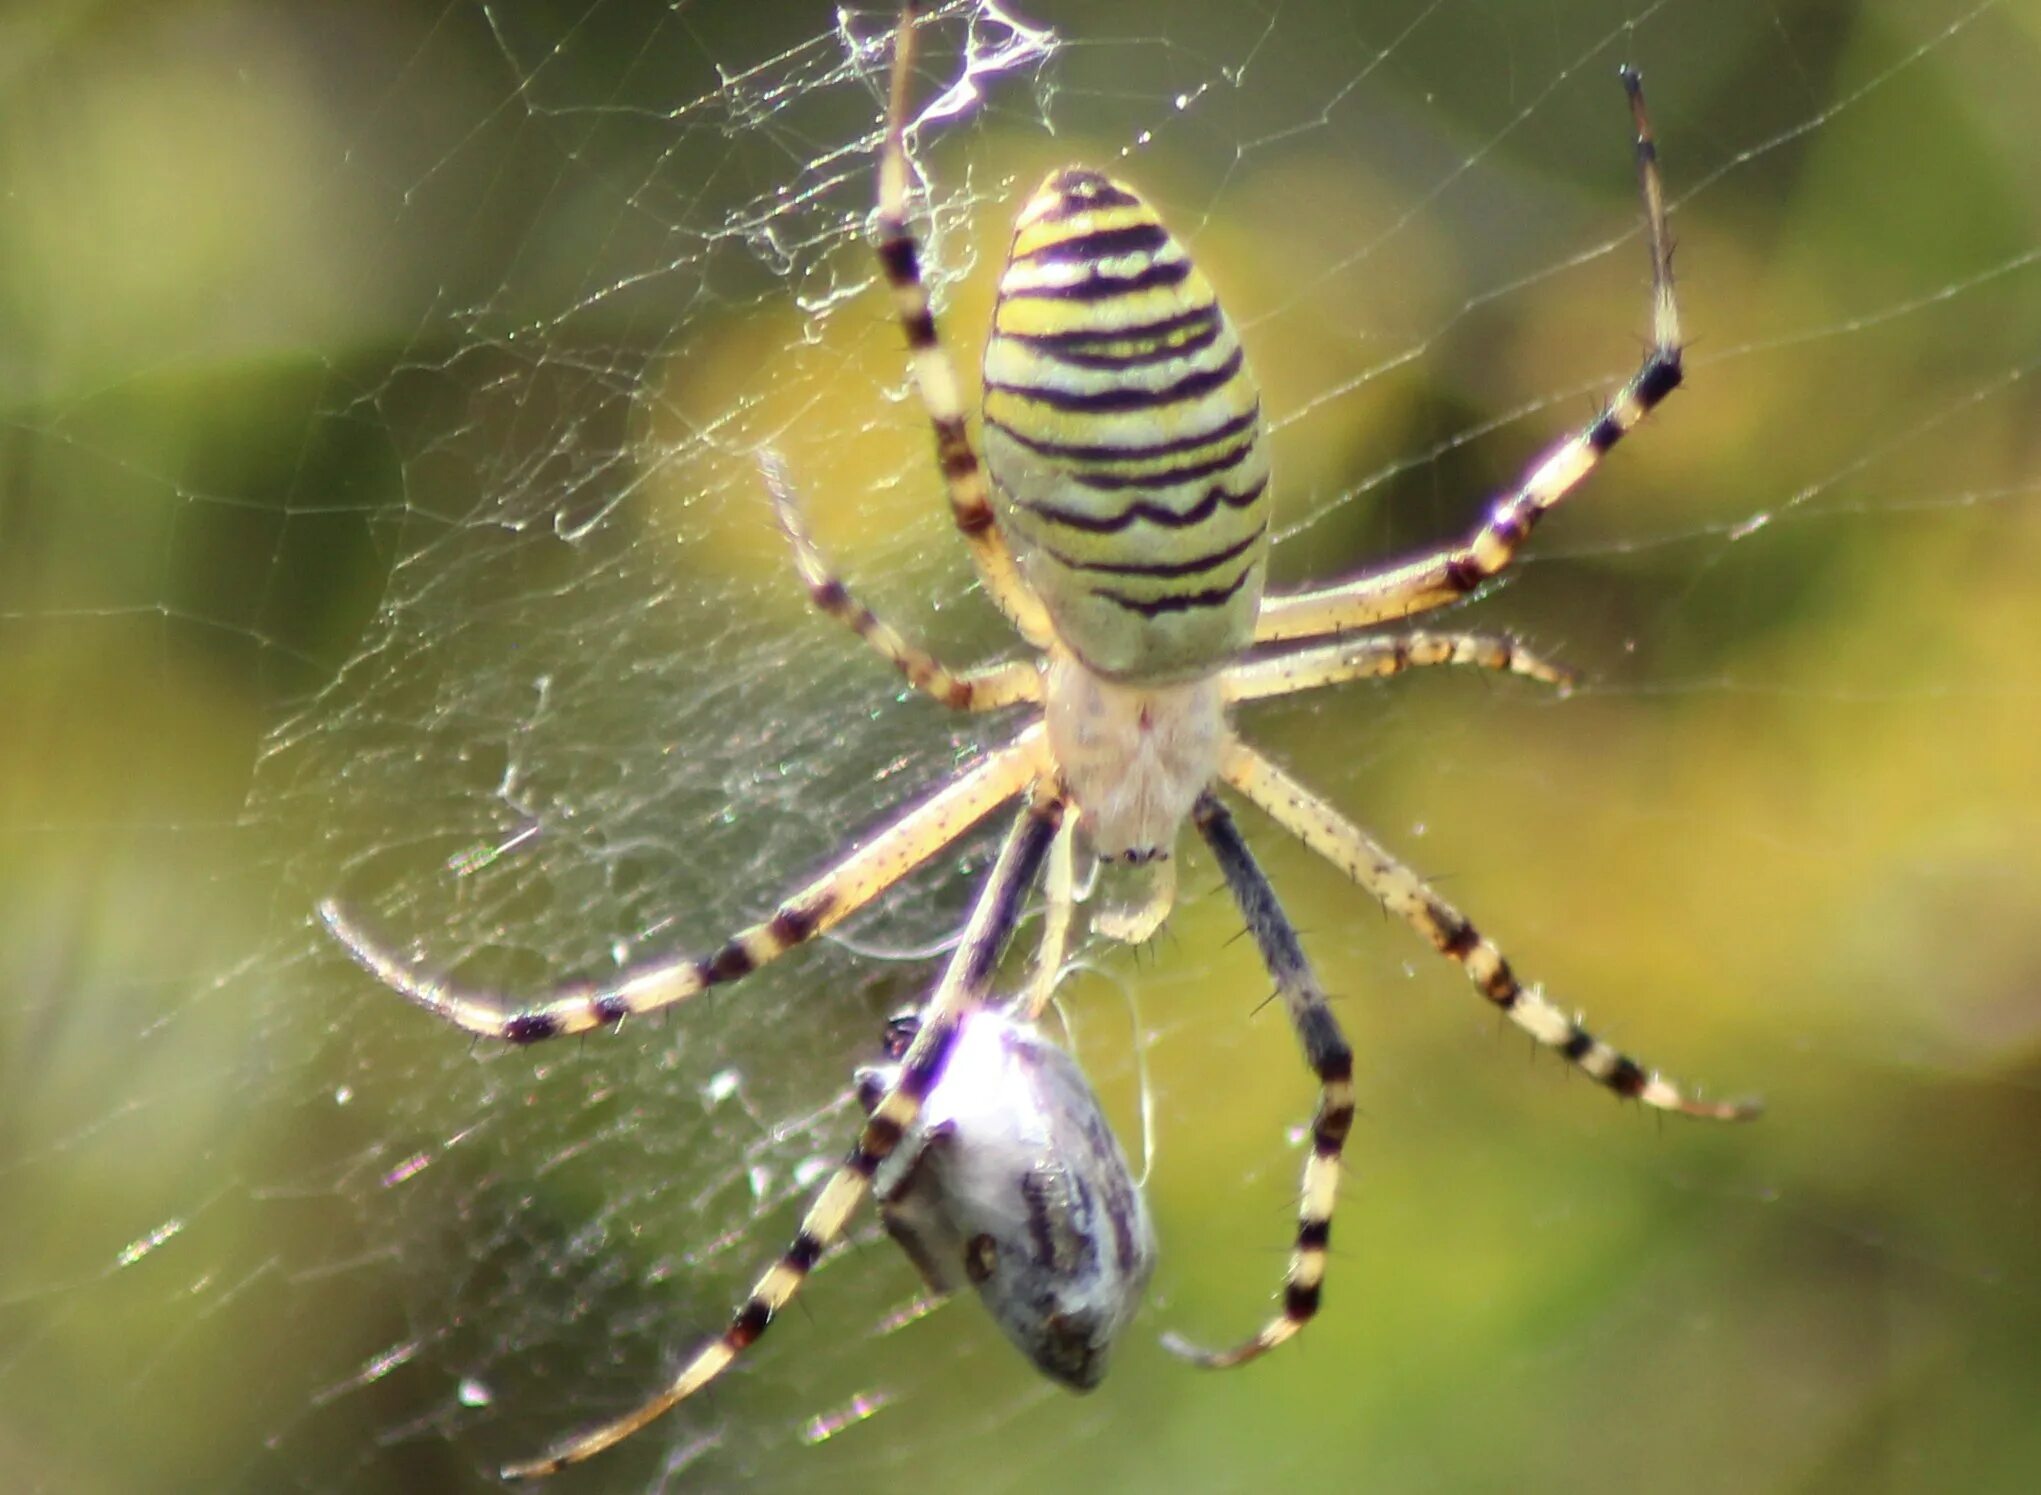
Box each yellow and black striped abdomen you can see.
[981,168,1269,683]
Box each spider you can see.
[319,2,1760,1476]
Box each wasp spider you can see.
[320,3,1760,1476]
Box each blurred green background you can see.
[2,1,2037,1492]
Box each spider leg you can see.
[501,788,1067,1479]
[1256,68,1681,646]
[319,727,1049,1043]
[1226,629,1577,705]
[763,450,1041,711]
[1013,808,1078,1022]
[1220,739,1759,1120]
[1161,792,1355,1370]
[1094,855,1176,946]
[879,3,1054,648]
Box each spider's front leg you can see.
[502,787,1067,1479]
[319,729,1047,1041]
[1014,810,1079,1021]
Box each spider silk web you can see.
[3,1,2038,1492]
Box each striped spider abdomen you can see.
[982,168,1270,685]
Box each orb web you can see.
[1,2,2036,1492]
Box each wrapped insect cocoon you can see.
[858,1007,1155,1389]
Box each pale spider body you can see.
[319,6,1759,1478]
[1043,657,1225,865]
[859,1005,1156,1390]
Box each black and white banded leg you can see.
[764,449,1042,712]
[319,730,1047,1043]
[1161,792,1356,1369]
[876,1,1054,647]
[1015,808,1080,1022]
[1256,67,1681,644]
[502,788,1067,1479]
[1226,629,1578,705]
[1221,739,1760,1120]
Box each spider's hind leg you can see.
[875,2,1053,647]
[1252,67,1684,646]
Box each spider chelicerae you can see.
[320,3,1760,1476]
